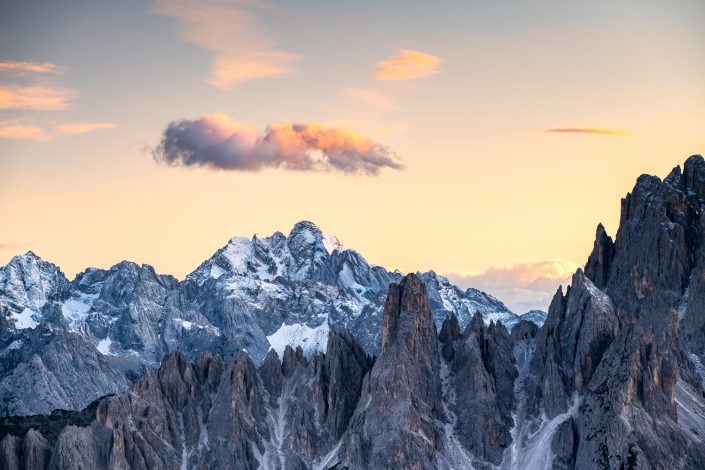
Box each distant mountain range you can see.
[0,220,542,416]
[3,155,705,470]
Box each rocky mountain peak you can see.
[287,220,327,254]
[0,251,69,318]
[682,154,705,196]
[379,273,437,356]
[584,223,615,290]
[0,220,529,420]
[337,274,445,468]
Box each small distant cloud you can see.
[544,128,631,137]
[375,49,441,80]
[343,87,396,111]
[447,259,579,313]
[151,0,297,89]
[0,61,61,74]
[0,242,19,251]
[0,85,75,111]
[153,113,403,175]
[0,120,48,140]
[56,122,117,136]
[0,120,116,140]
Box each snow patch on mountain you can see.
[97,337,113,355]
[10,308,39,329]
[322,233,343,254]
[61,291,100,331]
[267,320,330,357]
[518,310,547,328]
[512,397,581,469]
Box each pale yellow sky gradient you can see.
[1,0,704,312]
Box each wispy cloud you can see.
[0,120,117,141]
[151,0,297,89]
[343,87,396,111]
[56,122,117,136]
[0,85,75,111]
[544,128,631,136]
[0,60,115,138]
[375,49,441,80]
[0,242,19,251]
[447,259,579,313]
[0,61,61,74]
[0,120,48,140]
[0,60,73,111]
[153,113,403,175]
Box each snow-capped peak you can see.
[287,220,324,244]
[322,233,343,254]
[0,251,69,316]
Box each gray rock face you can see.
[584,223,615,290]
[527,269,620,418]
[597,156,705,346]
[0,428,52,470]
[0,221,520,416]
[510,155,705,469]
[0,324,129,416]
[439,312,517,466]
[0,274,520,469]
[338,274,444,469]
[572,322,698,470]
[0,321,374,469]
[510,319,539,342]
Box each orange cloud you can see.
[56,122,117,136]
[151,0,297,89]
[343,87,396,111]
[544,128,631,136]
[0,120,47,140]
[153,113,403,175]
[0,85,75,111]
[0,61,60,74]
[375,49,441,80]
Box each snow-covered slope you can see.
[0,220,525,415]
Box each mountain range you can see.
[0,221,536,417]
[2,155,705,469]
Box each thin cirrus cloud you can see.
[0,120,117,141]
[0,85,76,111]
[343,87,396,111]
[375,49,442,80]
[544,128,631,136]
[0,60,116,139]
[0,120,47,140]
[151,0,297,89]
[56,122,117,136]
[0,60,74,111]
[0,61,61,74]
[153,113,403,176]
[0,242,20,251]
[446,259,579,313]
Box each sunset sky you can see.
[1,0,704,312]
